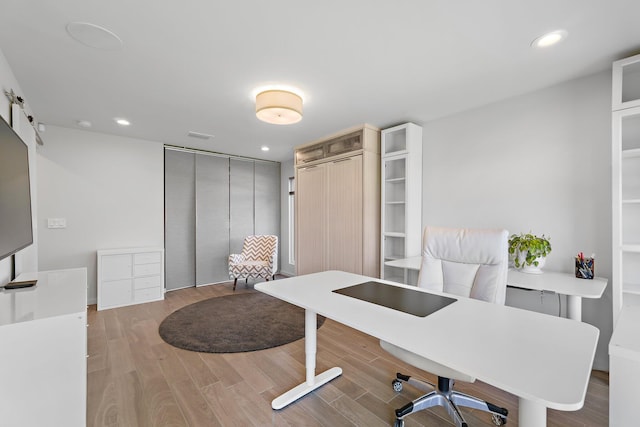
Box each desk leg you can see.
[566,295,582,321]
[271,309,342,410]
[519,398,546,427]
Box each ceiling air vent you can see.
[187,131,214,140]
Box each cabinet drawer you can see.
[134,275,161,290]
[134,252,162,265]
[100,279,132,308]
[101,255,132,281]
[134,287,163,303]
[134,262,161,276]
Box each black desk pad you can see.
[333,281,456,317]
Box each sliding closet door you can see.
[229,159,255,254]
[254,161,281,236]
[165,150,196,291]
[295,164,326,275]
[326,155,363,273]
[165,149,281,288]
[195,154,230,286]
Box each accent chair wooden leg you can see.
[272,274,276,280]
[233,278,237,291]
[245,278,248,284]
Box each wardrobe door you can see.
[164,150,196,291]
[254,161,281,236]
[195,154,230,286]
[326,155,363,274]
[295,164,326,275]
[229,159,255,255]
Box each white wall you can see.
[37,126,164,303]
[280,159,295,276]
[422,70,612,370]
[0,49,38,286]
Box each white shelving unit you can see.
[612,53,640,323]
[380,123,422,284]
[610,53,640,426]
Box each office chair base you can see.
[392,373,508,427]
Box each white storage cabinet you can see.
[98,247,164,310]
[380,123,423,284]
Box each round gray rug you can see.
[159,291,325,353]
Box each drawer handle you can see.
[333,157,352,163]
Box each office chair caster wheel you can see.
[492,414,507,425]
[393,418,405,427]
[392,379,403,392]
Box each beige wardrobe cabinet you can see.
[295,124,380,277]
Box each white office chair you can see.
[381,226,510,427]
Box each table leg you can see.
[271,309,342,410]
[566,295,582,321]
[519,397,546,427]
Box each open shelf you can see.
[380,123,422,281]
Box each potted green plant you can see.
[508,233,552,274]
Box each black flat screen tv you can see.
[0,114,33,262]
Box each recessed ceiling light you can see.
[261,146,270,151]
[531,30,568,48]
[114,118,130,126]
[76,120,92,128]
[66,22,123,50]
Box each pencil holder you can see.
[575,257,594,279]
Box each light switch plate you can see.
[47,218,67,229]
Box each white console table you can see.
[385,256,608,321]
[609,305,640,426]
[0,268,87,427]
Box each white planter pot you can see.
[516,252,546,274]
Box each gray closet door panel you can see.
[229,159,255,255]
[254,161,281,237]
[165,150,196,290]
[195,154,230,286]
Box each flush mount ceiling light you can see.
[255,90,303,125]
[66,22,123,50]
[531,30,568,48]
[114,118,130,126]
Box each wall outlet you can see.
[47,218,67,229]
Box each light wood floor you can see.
[87,281,609,426]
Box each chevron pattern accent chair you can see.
[229,235,278,291]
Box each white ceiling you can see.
[1,1,639,162]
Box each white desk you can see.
[256,271,599,427]
[384,256,608,321]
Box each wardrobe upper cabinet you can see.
[295,124,380,277]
